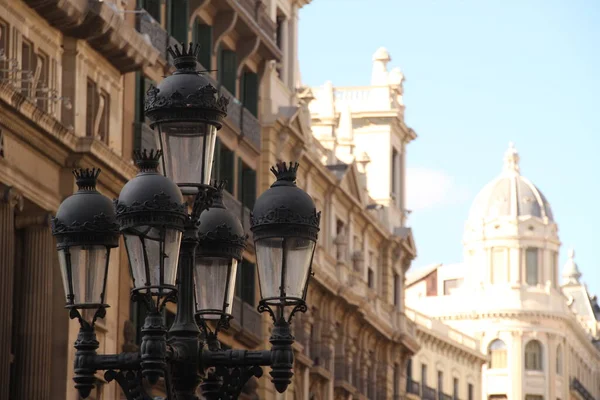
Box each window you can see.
[468,383,473,400]
[551,252,558,288]
[98,90,110,144]
[192,20,212,70]
[218,48,237,95]
[368,251,375,289]
[406,359,412,379]
[524,340,543,371]
[141,0,161,23]
[488,339,507,369]
[237,158,256,209]
[453,378,459,400]
[241,70,259,117]
[443,278,463,295]
[167,0,188,43]
[491,247,506,283]
[421,363,427,385]
[437,370,443,392]
[0,20,9,80]
[391,148,399,206]
[526,248,539,285]
[211,139,235,193]
[393,272,400,306]
[556,344,563,375]
[235,259,256,306]
[86,79,97,137]
[275,13,285,78]
[35,52,49,111]
[20,39,33,95]
[0,130,4,158]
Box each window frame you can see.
[524,339,543,371]
[525,248,539,285]
[488,339,508,369]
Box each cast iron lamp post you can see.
[51,43,320,400]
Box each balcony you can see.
[406,378,420,395]
[570,377,595,400]
[422,385,436,400]
[219,86,261,151]
[438,392,454,400]
[25,0,159,73]
[230,296,262,347]
[222,0,280,60]
[222,190,253,243]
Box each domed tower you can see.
[462,143,560,290]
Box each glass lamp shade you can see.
[57,245,110,307]
[123,226,182,293]
[157,121,218,194]
[255,237,315,304]
[193,257,238,319]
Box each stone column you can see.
[0,187,23,398]
[13,214,54,400]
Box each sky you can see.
[298,0,600,296]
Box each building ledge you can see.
[24,0,159,73]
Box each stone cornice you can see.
[436,309,600,358]
[415,326,487,365]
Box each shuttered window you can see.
[192,20,212,71]
[218,48,237,95]
[217,142,235,194]
[168,0,188,43]
[241,70,259,117]
[236,259,255,306]
[237,158,256,209]
[140,0,161,23]
[526,248,539,285]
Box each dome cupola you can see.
[467,143,553,223]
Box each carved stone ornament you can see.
[2,186,24,211]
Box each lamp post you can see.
[51,43,320,400]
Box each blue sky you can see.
[298,1,600,296]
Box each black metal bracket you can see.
[104,370,153,400]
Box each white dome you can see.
[468,143,554,222]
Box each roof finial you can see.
[503,141,520,174]
[563,247,582,285]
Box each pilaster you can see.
[13,213,54,400]
[0,187,23,398]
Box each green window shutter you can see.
[193,20,212,71]
[237,157,243,202]
[238,259,255,306]
[211,137,221,182]
[241,166,256,210]
[219,49,237,94]
[141,0,161,23]
[242,71,259,117]
[168,0,188,43]
[219,145,235,194]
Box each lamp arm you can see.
[198,318,295,398]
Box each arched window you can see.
[525,340,543,371]
[556,344,563,375]
[488,339,507,369]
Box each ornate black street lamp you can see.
[51,43,320,400]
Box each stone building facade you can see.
[1,1,423,400]
[405,308,487,400]
[405,144,600,400]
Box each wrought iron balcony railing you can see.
[422,384,437,400]
[406,378,420,395]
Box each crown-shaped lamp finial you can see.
[73,168,101,191]
[134,149,162,172]
[270,162,299,185]
[167,43,200,71]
